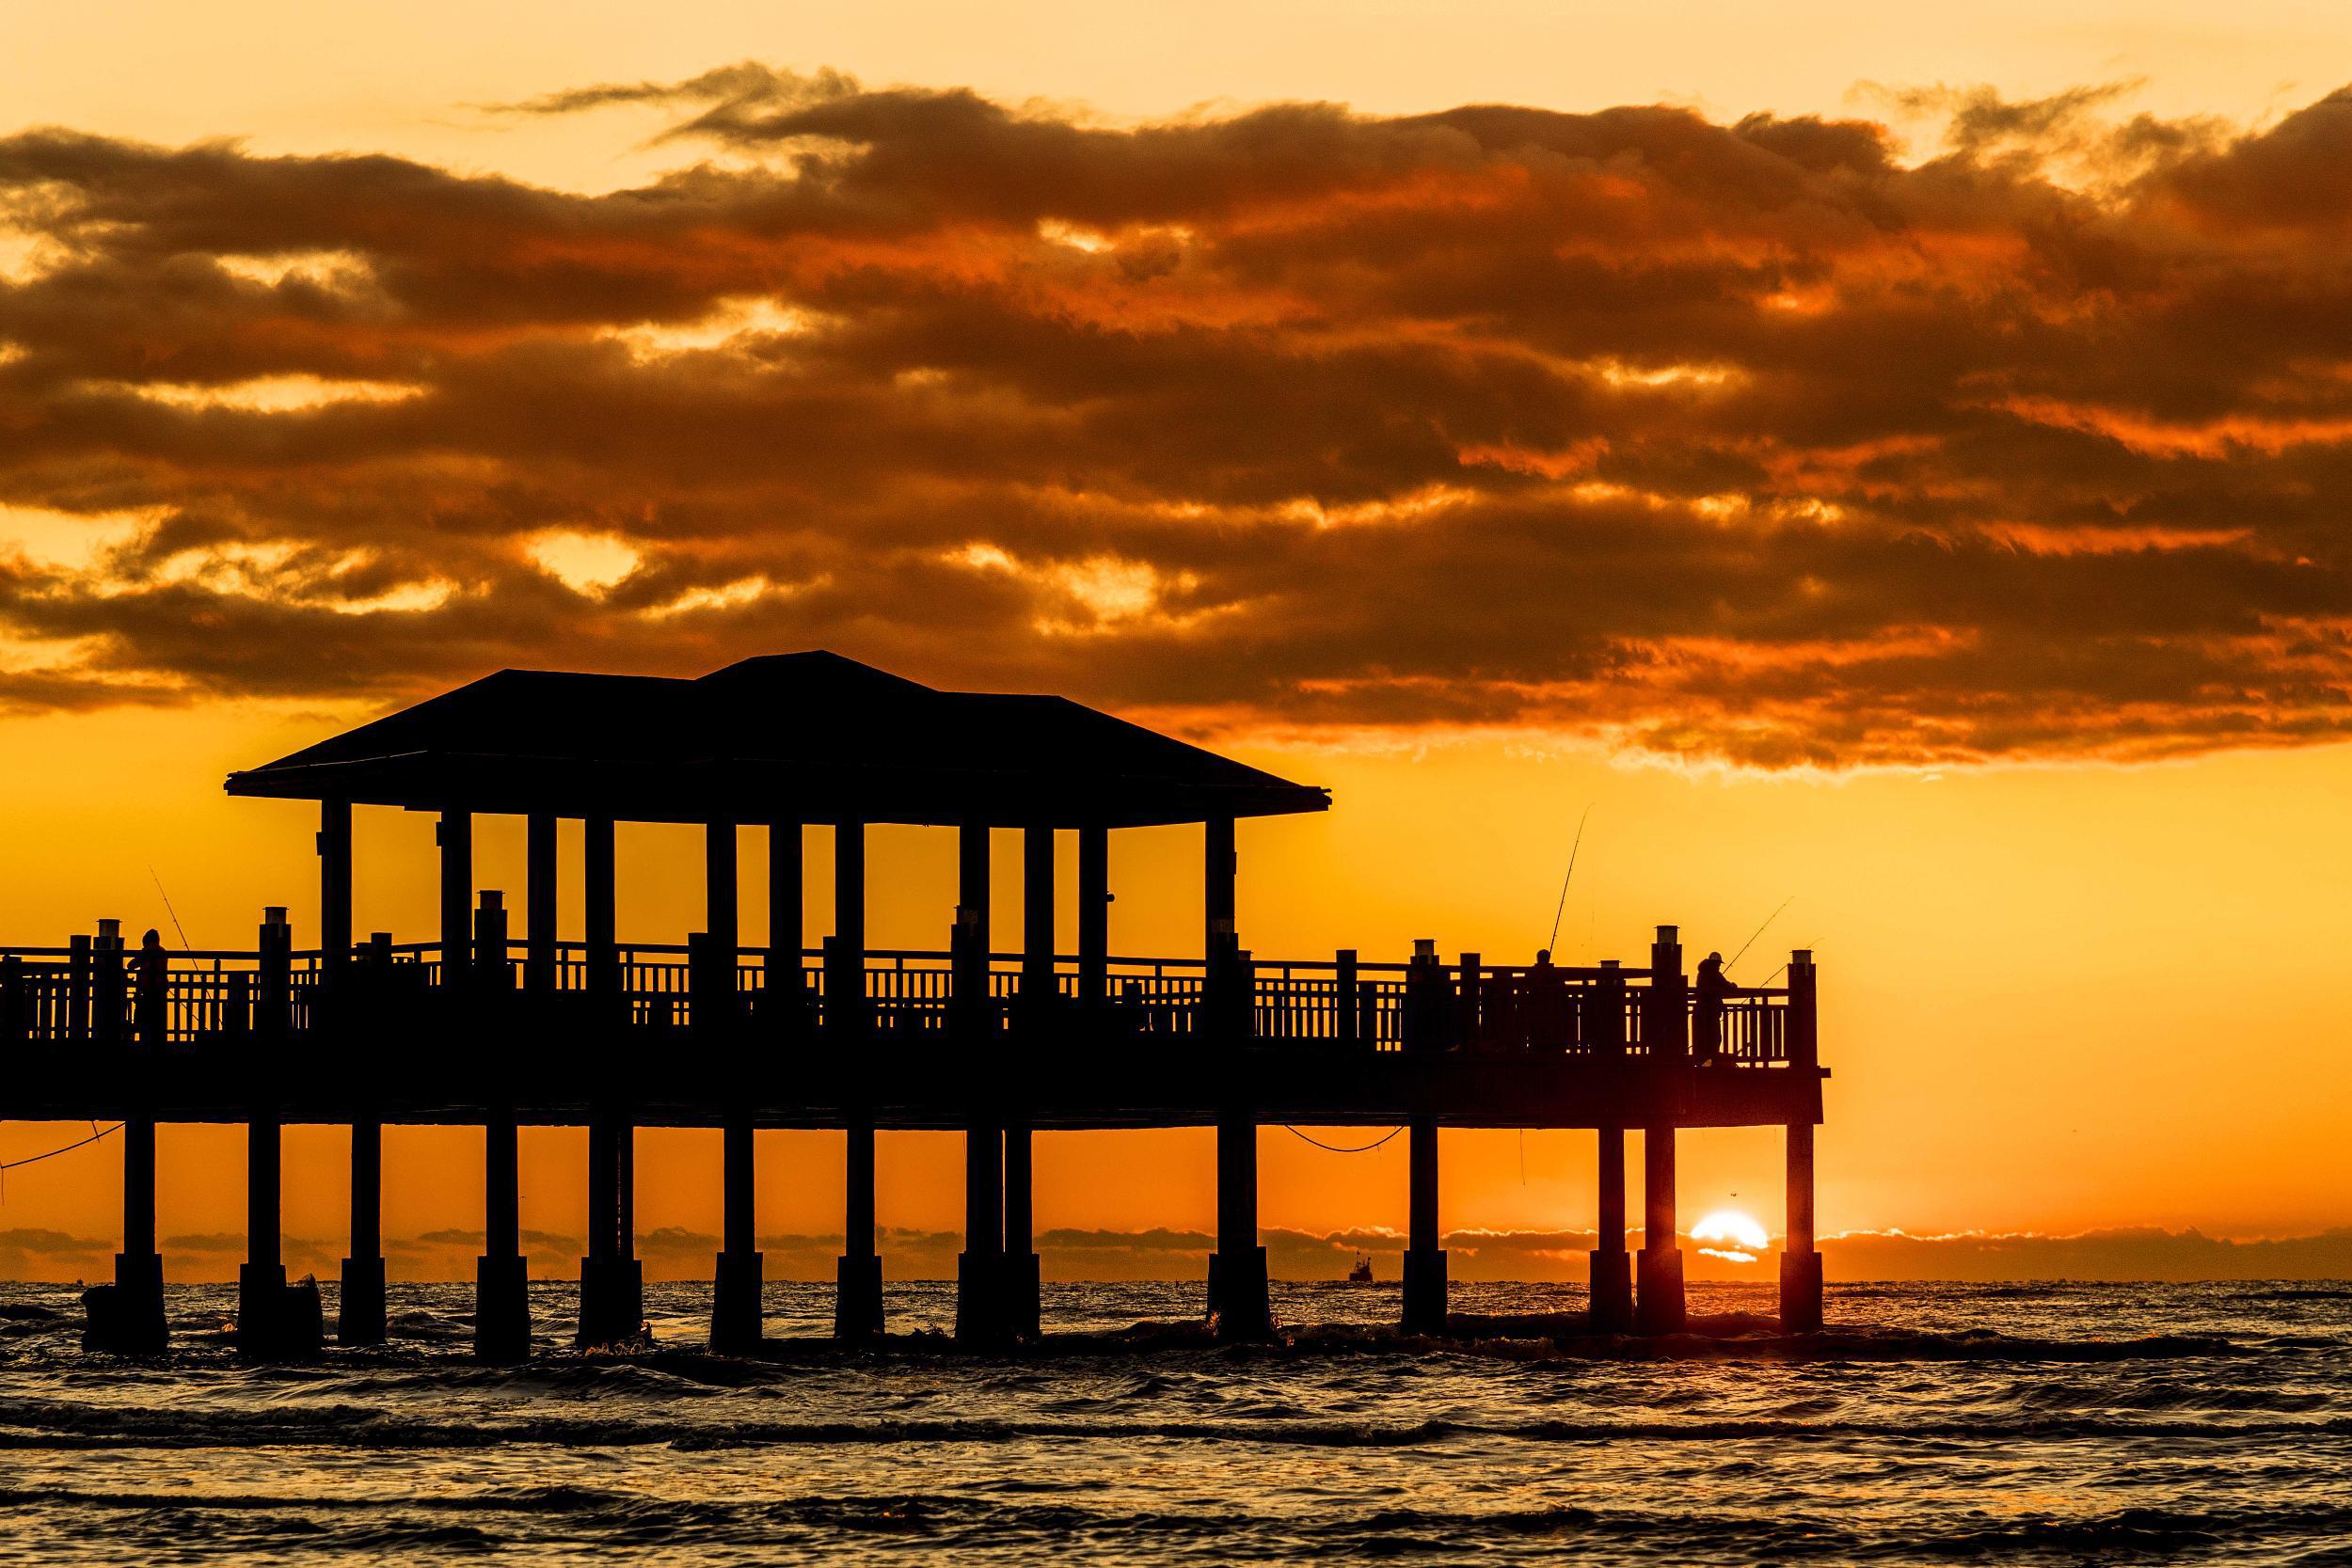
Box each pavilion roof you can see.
[224,651,1329,828]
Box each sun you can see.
[1692,1209,1772,1252]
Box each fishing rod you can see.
[149,865,191,950]
[1724,895,1794,976]
[1545,803,1593,956]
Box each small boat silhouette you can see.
[1346,1253,1375,1285]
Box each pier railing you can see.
[0,930,1798,1065]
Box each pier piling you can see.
[1779,950,1824,1332]
[1402,1117,1447,1333]
[1589,1125,1633,1331]
[711,1113,763,1352]
[339,1117,387,1346]
[1211,1115,1271,1339]
[836,1118,884,1339]
[579,1110,642,1347]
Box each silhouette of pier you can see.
[0,653,1826,1358]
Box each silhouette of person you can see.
[1692,951,1740,1061]
[133,929,166,1045]
[1524,947,1567,1050]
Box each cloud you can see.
[7,75,2352,765]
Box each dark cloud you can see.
[5,74,2352,765]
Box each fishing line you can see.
[1724,895,1795,975]
[149,865,191,950]
[0,1122,125,1202]
[1281,1125,1405,1155]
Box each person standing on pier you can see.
[1692,952,1741,1062]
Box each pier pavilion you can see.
[1,652,1826,1358]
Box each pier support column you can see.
[1003,1117,1041,1338]
[93,1117,167,1354]
[579,1113,642,1348]
[476,1113,531,1361]
[710,1115,763,1353]
[1588,1126,1633,1332]
[1210,1116,1271,1339]
[1402,1117,1447,1334]
[957,1117,1005,1345]
[835,1119,884,1339]
[1780,1122,1823,1332]
[339,1117,387,1346]
[237,1114,312,1356]
[1636,1125,1685,1334]
[584,816,619,1010]
[525,813,557,995]
[319,798,353,990]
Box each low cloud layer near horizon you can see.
[6,1221,2349,1284]
[8,70,2352,766]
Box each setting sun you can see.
[1692,1211,1772,1258]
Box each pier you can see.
[1,652,1827,1357]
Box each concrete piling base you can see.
[82,1251,168,1354]
[955,1251,1006,1346]
[834,1253,884,1341]
[710,1250,764,1354]
[1003,1252,1041,1341]
[1207,1245,1272,1340]
[235,1264,324,1358]
[1779,1249,1824,1332]
[337,1255,386,1347]
[1634,1246,1686,1335]
[1586,1248,1633,1332]
[577,1256,644,1348]
[474,1254,532,1362]
[1402,1247,1448,1335]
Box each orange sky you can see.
[6,2,2352,1281]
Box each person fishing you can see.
[1692,950,1741,1062]
[1524,947,1567,1050]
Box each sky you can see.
[6,0,2352,1282]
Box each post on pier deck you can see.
[1636,926,1687,1334]
[1210,1116,1271,1339]
[1402,1117,1447,1334]
[584,815,618,1006]
[768,821,804,1041]
[955,823,1008,1345]
[1779,950,1824,1332]
[1078,824,1108,1009]
[437,809,472,981]
[1021,825,1055,1017]
[340,1117,386,1346]
[318,798,353,989]
[525,813,557,994]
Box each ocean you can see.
[0,1278,2346,1563]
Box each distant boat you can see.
[1347,1253,1375,1285]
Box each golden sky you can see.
[6,1,2352,1281]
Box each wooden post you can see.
[769,822,803,1042]
[525,813,557,995]
[835,1119,883,1339]
[476,1111,530,1361]
[1780,949,1824,1331]
[1402,1118,1446,1333]
[68,934,90,1041]
[828,821,866,1044]
[437,810,472,987]
[92,921,123,1046]
[320,799,353,990]
[1077,824,1108,1009]
[1335,950,1359,1049]
[1456,952,1481,1049]
[1204,816,1237,1040]
[257,909,292,1038]
[1211,1116,1270,1339]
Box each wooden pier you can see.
[0,652,1827,1357]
